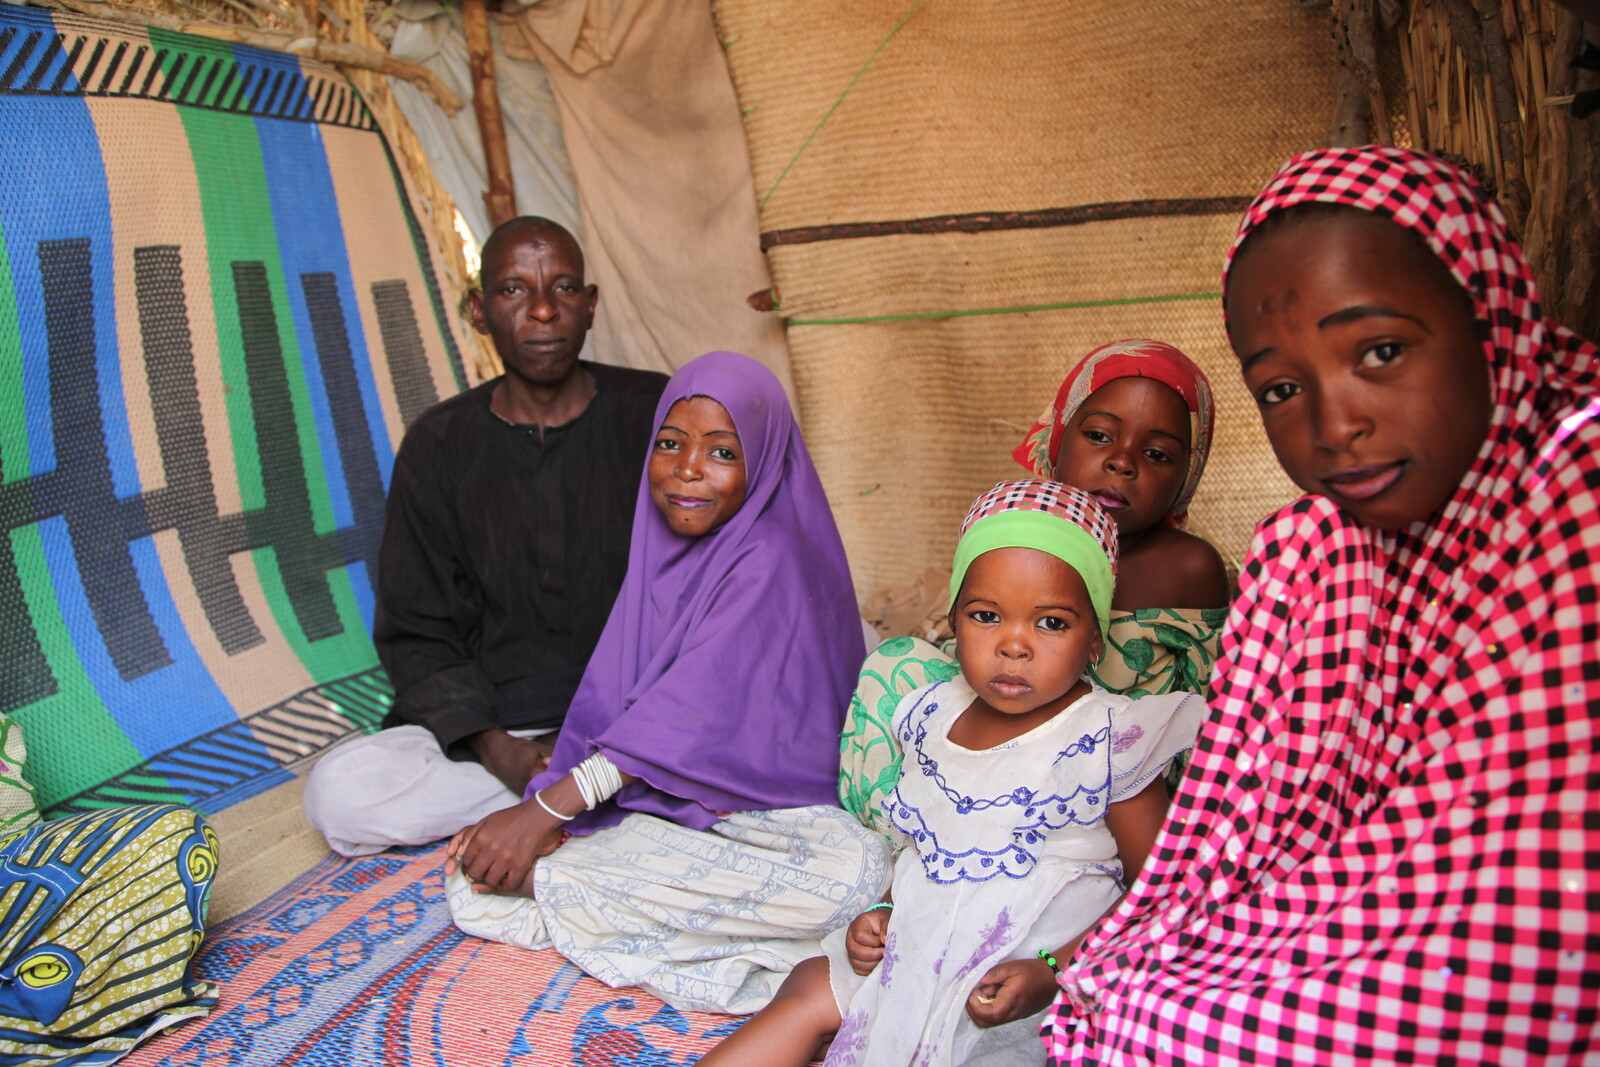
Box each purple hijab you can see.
[526,351,865,833]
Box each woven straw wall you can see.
[714,1,1343,595]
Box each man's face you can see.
[468,227,597,387]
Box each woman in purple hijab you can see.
[445,352,892,1015]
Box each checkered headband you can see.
[1046,147,1600,1066]
[950,481,1118,634]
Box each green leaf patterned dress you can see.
[0,713,41,834]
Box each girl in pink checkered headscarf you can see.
[1044,146,1600,1066]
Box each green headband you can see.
[947,510,1116,635]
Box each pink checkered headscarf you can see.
[1046,147,1600,1066]
[949,480,1119,634]
[956,479,1120,569]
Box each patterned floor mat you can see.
[121,844,743,1066]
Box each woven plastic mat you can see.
[122,843,740,1066]
[0,6,466,818]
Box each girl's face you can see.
[1052,377,1191,534]
[952,547,1103,730]
[648,396,748,536]
[1226,211,1491,530]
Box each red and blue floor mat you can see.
[123,843,740,1066]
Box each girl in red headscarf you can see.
[1011,338,1229,672]
[1044,146,1600,1066]
[841,341,1229,834]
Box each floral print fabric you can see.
[0,714,39,832]
[1091,606,1227,698]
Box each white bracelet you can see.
[572,764,599,810]
[573,754,623,810]
[533,789,574,822]
[588,755,617,806]
[574,761,601,810]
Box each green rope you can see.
[785,291,1221,326]
[760,0,927,211]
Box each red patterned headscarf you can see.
[1045,146,1600,1066]
[1012,339,1214,529]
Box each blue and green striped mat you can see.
[0,5,466,818]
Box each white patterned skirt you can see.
[447,804,893,1014]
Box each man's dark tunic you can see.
[375,362,668,755]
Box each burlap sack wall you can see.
[713,1,1340,596]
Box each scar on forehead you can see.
[1254,290,1298,316]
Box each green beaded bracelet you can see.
[864,901,895,913]
[1037,948,1060,974]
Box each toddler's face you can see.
[1227,211,1491,530]
[952,547,1102,726]
[1051,376,1190,535]
[648,396,747,536]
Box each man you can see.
[304,217,667,855]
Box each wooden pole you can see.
[293,0,319,36]
[461,0,517,229]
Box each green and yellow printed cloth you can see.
[0,805,218,1065]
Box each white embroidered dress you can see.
[823,677,1203,1067]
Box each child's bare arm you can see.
[844,895,894,975]
[1104,774,1168,884]
[966,776,1171,1029]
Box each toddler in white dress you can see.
[699,480,1204,1067]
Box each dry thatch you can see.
[322,0,500,381]
[1332,0,1599,337]
[712,0,1340,592]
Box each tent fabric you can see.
[386,0,791,384]
[497,0,793,386]
[714,0,1341,593]
[386,2,585,246]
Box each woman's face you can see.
[1226,211,1491,530]
[648,396,748,536]
[1052,376,1191,535]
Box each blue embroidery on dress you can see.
[888,683,1117,884]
